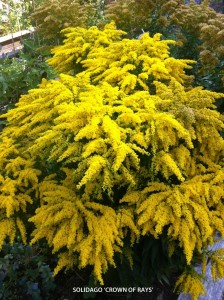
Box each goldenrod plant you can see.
[174,248,224,300]
[0,24,224,299]
[104,0,224,90]
[31,0,224,88]
[30,0,97,43]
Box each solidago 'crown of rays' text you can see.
[0,23,224,297]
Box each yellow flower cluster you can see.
[32,0,224,75]
[48,23,194,92]
[104,0,172,37]
[207,248,224,281]
[0,24,223,293]
[174,271,206,300]
[30,177,125,284]
[48,22,126,74]
[31,0,96,43]
[105,0,224,74]
[123,169,224,266]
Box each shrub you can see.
[0,23,224,299]
[30,0,224,90]
[30,0,98,45]
[104,0,224,91]
[0,49,54,117]
[0,238,55,300]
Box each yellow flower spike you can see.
[0,218,16,249]
[174,272,206,300]
[77,155,107,189]
[54,253,75,276]
[93,256,104,285]
[154,151,185,182]
[201,253,207,276]
[211,263,217,281]
[208,250,224,281]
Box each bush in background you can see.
[104,0,224,92]
[0,237,55,300]
[0,40,55,126]
[30,0,224,92]
[30,0,99,45]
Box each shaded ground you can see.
[53,271,178,300]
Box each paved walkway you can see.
[178,239,224,300]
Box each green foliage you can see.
[104,234,185,290]
[0,45,54,117]
[0,238,55,300]
[0,0,33,36]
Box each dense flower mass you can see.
[104,0,224,83]
[0,23,223,297]
[31,0,96,42]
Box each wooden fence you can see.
[0,28,35,59]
